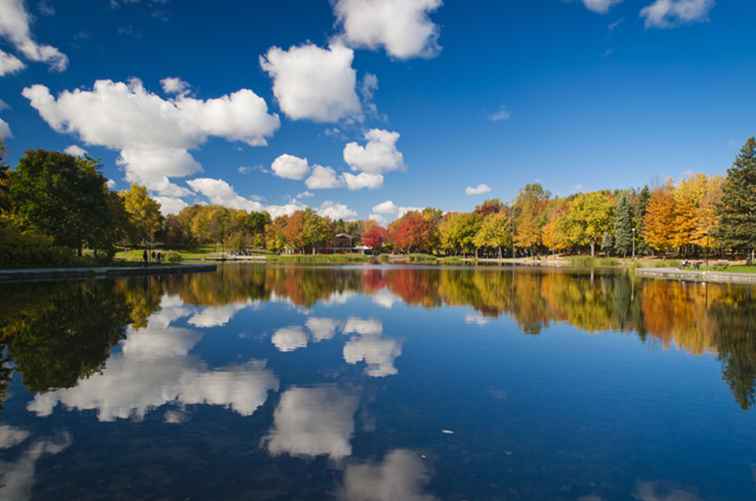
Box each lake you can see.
[0,264,754,500]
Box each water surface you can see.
[0,265,754,500]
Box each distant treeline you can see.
[0,138,754,265]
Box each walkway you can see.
[636,267,756,285]
[0,263,217,282]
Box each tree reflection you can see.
[0,265,752,410]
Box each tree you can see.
[671,174,706,255]
[717,138,756,262]
[439,212,481,256]
[643,184,676,254]
[474,198,505,217]
[388,211,434,253]
[0,139,10,213]
[473,211,512,258]
[542,200,570,254]
[362,221,388,250]
[563,191,614,257]
[633,186,651,256]
[613,192,634,257]
[692,176,723,251]
[513,184,549,255]
[120,184,163,247]
[9,150,115,256]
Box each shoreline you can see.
[635,267,756,285]
[0,263,217,283]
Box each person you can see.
[142,249,148,266]
[156,251,162,264]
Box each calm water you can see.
[0,265,754,500]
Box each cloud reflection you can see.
[0,432,71,501]
[263,386,358,460]
[340,449,437,501]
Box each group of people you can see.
[142,249,163,266]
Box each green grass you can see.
[719,265,756,273]
[115,245,218,262]
[265,253,374,265]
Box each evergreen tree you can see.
[613,192,633,257]
[634,186,651,255]
[717,138,756,262]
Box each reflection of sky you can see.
[0,429,71,501]
[27,296,279,421]
[341,449,437,501]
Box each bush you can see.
[0,218,77,267]
[164,251,183,263]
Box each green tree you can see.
[120,184,163,247]
[633,186,651,255]
[614,192,634,257]
[9,150,114,256]
[0,139,10,212]
[563,191,615,257]
[717,138,756,262]
[473,211,512,258]
[439,212,482,256]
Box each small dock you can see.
[636,267,756,285]
[0,263,217,283]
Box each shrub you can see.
[164,251,183,263]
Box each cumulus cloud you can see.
[153,195,188,216]
[188,302,253,328]
[465,184,491,196]
[28,297,279,421]
[333,0,442,59]
[63,145,87,157]
[22,79,279,196]
[306,165,345,189]
[0,0,68,71]
[160,76,190,95]
[187,178,263,211]
[319,201,358,221]
[340,449,437,501]
[343,172,384,191]
[271,326,309,352]
[0,48,25,76]
[344,129,405,174]
[0,117,11,140]
[370,200,423,222]
[640,0,715,28]
[260,42,361,122]
[582,0,623,14]
[262,386,358,459]
[271,153,310,180]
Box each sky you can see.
[0,0,754,223]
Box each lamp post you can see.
[632,227,636,259]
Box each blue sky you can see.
[0,0,754,222]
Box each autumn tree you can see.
[120,184,163,247]
[513,184,549,255]
[439,212,482,256]
[362,221,388,251]
[473,211,512,258]
[692,176,723,251]
[542,199,570,254]
[643,184,676,255]
[474,198,505,217]
[388,211,434,253]
[563,191,614,257]
[717,137,756,262]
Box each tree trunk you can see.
[590,242,595,257]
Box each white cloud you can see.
[344,317,383,336]
[106,179,117,190]
[306,317,341,342]
[633,481,701,501]
[489,106,511,122]
[319,201,358,221]
[160,76,190,95]
[582,0,623,14]
[187,178,263,211]
[28,297,279,421]
[153,195,188,216]
[343,172,384,190]
[0,48,25,76]
[465,184,492,196]
[370,200,423,222]
[262,386,358,459]
[0,0,68,71]
[464,313,491,326]
[271,326,309,352]
[22,79,279,196]
[333,0,442,59]
[0,118,11,139]
[271,153,310,180]
[372,289,399,309]
[306,165,345,189]
[260,42,361,122]
[344,129,405,174]
[640,0,715,28]
[63,145,87,157]
[340,449,437,501]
